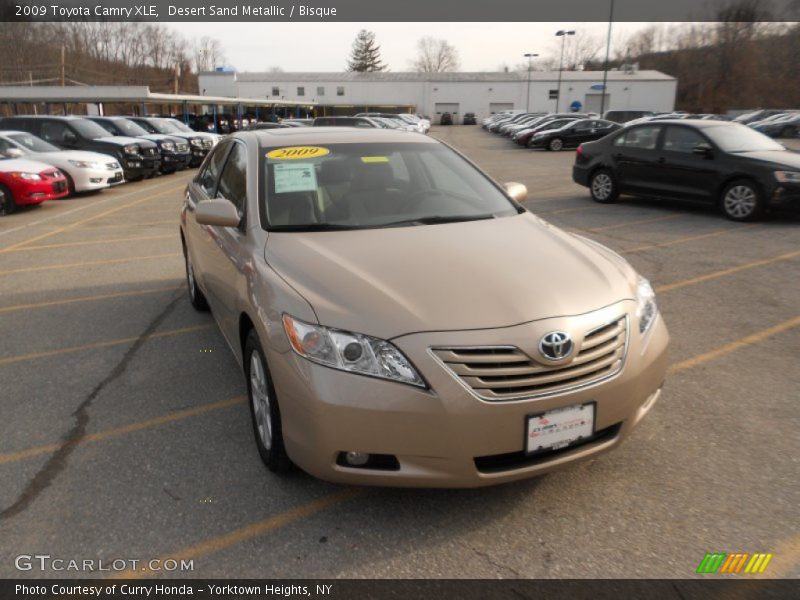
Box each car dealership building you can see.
[198,68,677,121]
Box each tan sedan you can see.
[180,127,669,488]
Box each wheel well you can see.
[239,313,255,358]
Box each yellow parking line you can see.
[76,219,176,230]
[623,225,754,253]
[656,250,800,293]
[582,214,682,233]
[0,252,180,277]
[0,323,212,367]
[0,285,181,314]
[112,488,362,579]
[0,396,245,466]
[0,181,184,253]
[668,315,800,374]
[3,233,175,253]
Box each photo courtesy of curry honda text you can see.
[180,127,669,488]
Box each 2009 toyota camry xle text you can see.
[180,127,669,488]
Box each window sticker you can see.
[266,146,329,160]
[360,156,390,163]
[273,162,318,194]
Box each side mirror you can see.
[195,199,242,228]
[3,148,24,158]
[503,182,528,204]
[692,143,714,157]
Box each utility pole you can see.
[60,45,65,87]
[600,0,616,117]
[29,72,37,115]
[173,62,180,95]
[524,53,538,112]
[555,30,575,112]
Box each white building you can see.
[199,69,677,121]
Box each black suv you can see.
[127,117,213,167]
[0,116,160,181]
[463,113,477,125]
[87,116,191,174]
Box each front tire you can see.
[548,138,564,151]
[184,249,209,311]
[589,169,619,204]
[0,184,16,216]
[245,330,291,473]
[721,179,763,222]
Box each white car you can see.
[398,114,430,134]
[0,130,123,193]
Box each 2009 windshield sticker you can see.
[267,146,330,160]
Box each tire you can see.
[548,138,564,151]
[589,169,619,204]
[64,172,76,196]
[0,184,16,216]
[184,248,209,311]
[720,179,764,222]
[245,329,291,473]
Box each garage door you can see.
[584,93,610,114]
[489,103,514,114]
[434,103,459,117]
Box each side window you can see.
[614,126,662,150]
[40,121,69,144]
[216,143,247,216]
[0,138,14,154]
[663,126,707,153]
[197,142,230,197]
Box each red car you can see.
[0,158,68,215]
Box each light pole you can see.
[600,0,616,116]
[555,30,575,112]
[524,53,538,112]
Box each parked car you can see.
[750,113,800,138]
[733,109,790,125]
[180,127,668,487]
[0,157,69,215]
[0,116,160,181]
[439,112,453,125]
[396,114,430,134]
[281,119,313,127]
[463,113,477,125]
[354,113,417,132]
[126,117,212,167]
[312,117,382,128]
[602,110,656,124]
[513,116,582,146]
[163,117,222,147]
[529,119,621,151]
[87,116,191,174]
[0,130,123,193]
[247,122,290,130]
[573,119,800,221]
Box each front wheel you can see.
[589,169,619,204]
[721,180,763,221]
[245,330,291,473]
[184,249,209,311]
[548,138,564,151]
[0,184,16,216]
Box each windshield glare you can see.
[705,123,785,152]
[71,119,112,139]
[262,142,519,230]
[167,119,193,132]
[113,119,148,137]
[9,133,59,153]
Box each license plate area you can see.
[525,402,595,455]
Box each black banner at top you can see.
[1,0,799,22]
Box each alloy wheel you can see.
[250,351,273,450]
[592,173,613,201]
[550,138,563,151]
[723,185,757,219]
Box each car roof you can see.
[0,130,30,136]
[4,115,86,120]
[245,127,436,146]
[630,119,734,128]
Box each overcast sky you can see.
[172,22,652,72]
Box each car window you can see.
[197,141,230,197]
[8,133,59,153]
[40,121,72,144]
[663,127,707,153]
[93,120,118,135]
[0,138,15,155]
[614,126,662,150]
[216,143,247,216]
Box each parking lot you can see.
[0,125,798,579]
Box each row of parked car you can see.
[0,115,222,215]
[248,113,431,134]
[482,111,623,151]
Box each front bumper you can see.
[768,182,800,208]
[122,154,161,179]
[160,151,192,172]
[12,178,69,205]
[269,302,669,488]
[71,166,124,192]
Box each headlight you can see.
[161,142,175,152]
[282,314,425,387]
[636,276,658,334]
[190,138,203,147]
[68,160,101,168]
[123,144,140,155]
[774,171,800,183]
[12,172,42,181]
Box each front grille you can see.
[144,147,157,156]
[432,315,628,401]
[201,139,213,149]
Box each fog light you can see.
[344,451,369,466]
[90,178,102,183]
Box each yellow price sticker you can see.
[266,146,330,160]
[360,156,390,163]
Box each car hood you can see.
[137,133,184,144]
[97,136,156,148]
[264,213,637,340]
[31,150,118,164]
[735,150,800,169]
[0,157,55,173]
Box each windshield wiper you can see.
[376,214,498,228]
[269,223,363,232]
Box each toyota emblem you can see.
[539,331,574,361]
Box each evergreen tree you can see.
[347,30,387,72]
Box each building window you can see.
[337,86,345,96]
[271,86,279,96]
[317,86,325,96]
[548,89,559,100]
[297,86,305,96]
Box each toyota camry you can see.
[180,128,669,487]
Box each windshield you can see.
[8,133,59,153]
[167,118,194,132]
[261,142,519,231]
[705,124,784,152]
[146,119,179,134]
[113,119,149,137]
[71,119,113,139]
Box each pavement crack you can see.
[0,290,184,521]
[464,541,523,578]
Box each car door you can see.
[610,125,665,195]
[654,125,719,202]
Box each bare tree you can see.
[193,36,225,73]
[411,37,460,72]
